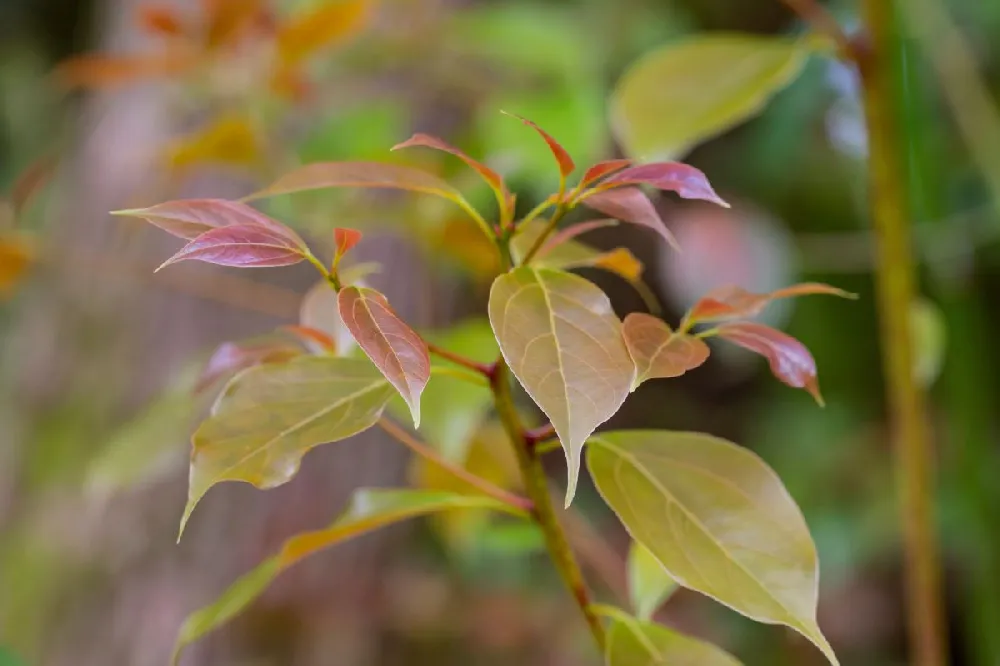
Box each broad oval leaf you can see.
[338,286,430,427]
[113,198,305,243]
[603,609,742,666]
[612,35,810,160]
[716,322,824,405]
[172,489,525,664]
[627,541,678,620]
[181,357,395,537]
[489,267,634,506]
[156,224,306,271]
[599,162,729,208]
[623,313,710,388]
[300,281,356,356]
[587,431,837,665]
[688,283,856,324]
[580,187,679,251]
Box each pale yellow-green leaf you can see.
[587,431,837,665]
[596,604,742,666]
[172,489,525,664]
[489,267,634,506]
[910,297,946,388]
[611,34,810,160]
[628,541,678,620]
[180,357,394,537]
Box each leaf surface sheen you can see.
[599,162,729,208]
[627,541,679,620]
[604,610,742,666]
[580,187,680,251]
[157,224,306,270]
[587,431,837,665]
[717,322,823,405]
[689,283,855,324]
[115,198,302,242]
[489,267,634,506]
[337,286,430,426]
[623,313,709,388]
[180,356,395,537]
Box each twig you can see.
[425,341,493,376]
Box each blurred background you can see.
[1,0,999,664]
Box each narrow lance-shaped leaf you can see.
[599,162,729,208]
[338,287,430,427]
[578,159,632,190]
[579,187,680,251]
[538,218,619,257]
[623,313,710,388]
[627,542,678,620]
[113,198,305,243]
[687,283,856,324]
[502,112,576,180]
[180,357,395,537]
[489,267,635,506]
[172,489,526,664]
[716,322,824,405]
[587,431,838,665]
[156,224,307,271]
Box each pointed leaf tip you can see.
[600,162,729,208]
[157,224,306,270]
[501,111,576,179]
[717,322,824,404]
[333,227,362,257]
[581,187,680,251]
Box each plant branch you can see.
[521,203,571,265]
[425,341,493,376]
[779,0,855,59]
[490,360,607,652]
[376,418,533,513]
[858,3,948,664]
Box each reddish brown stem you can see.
[425,341,493,376]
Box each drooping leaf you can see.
[598,162,729,208]
[195,340,301,393]
[489,267,635,506]
[687,283,855,324]
[588,431,837,664]
[611,35,810,160]
[392,133,508,204]
[622,313,710,388]
[599,606,742,666]
[166,114,261,171]
[113,198,304,243]
[579,187,679,251]
[337,287,430,426]
[0,234,34,298]
[300,280,356,356]
[275,0,369,66]
[502,112,576,180]
[627,542,678,620]
[579,159,633,189]
[156,224,307,271]
[172,489,525,663]
[716,322,824,405]
[180,357,395,537]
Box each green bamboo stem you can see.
[491,360,607,652]
[859,2,949,664]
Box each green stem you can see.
[490,360,607,652]
[521,203,570,265]
[859,3,948,665]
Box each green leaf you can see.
[337,286,430,427]
[587,431,838,665]
[627,541,678,620]
[489,267,634,506]
[594,605,742,666]
[180,357,395,538]
[910,297,946,388]
[611,34,810,160]
[172,489,525,664]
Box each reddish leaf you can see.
[580,187,679,251]
[281,325,337,354]
[138,5,187,37]
[54,53,195,89]
[538,219,619,258]
[688,283,856,324]
[579,159,632,189]
[195,341,300,393]
[245,161,466,204]
[114,199,305,246]
[717,322,823,405]
[502,112,575,179]
[337,286,430,426]
[334,228,362,257]
[157,224,306,271]
[600,163,729,208]
[623,313,710,387]
[203,0,264,49]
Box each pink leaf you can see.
[502,112,575,178]
[580,187,680,251]
[717,322,824,405]
[688,283,856,324]
[578,159,632,189]
[600,162,729,207]
[157,224,306,270]
[538,219,619,258]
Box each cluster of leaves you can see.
[118,115,852,665]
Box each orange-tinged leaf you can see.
[157,224,306,271]
[334,227,362,257]
[138,5,187,37]
[276,0,369,65]
[489,267,635,506]
[338,286,431,427]
[622,313,709,388]
[203,0,264,49]
[114,198,305,245]
[281,325,337,354]
[581,187,680,251]
[195,340,301,393]
[0,234,35,298]
[599,162,729,207]
[717,322,824,405]
[54,52,194,89]
[588,248,645,283]
[502,112,575,179]
[579,159,632,189]
[166,114,261,171]
[688,283,856,324]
